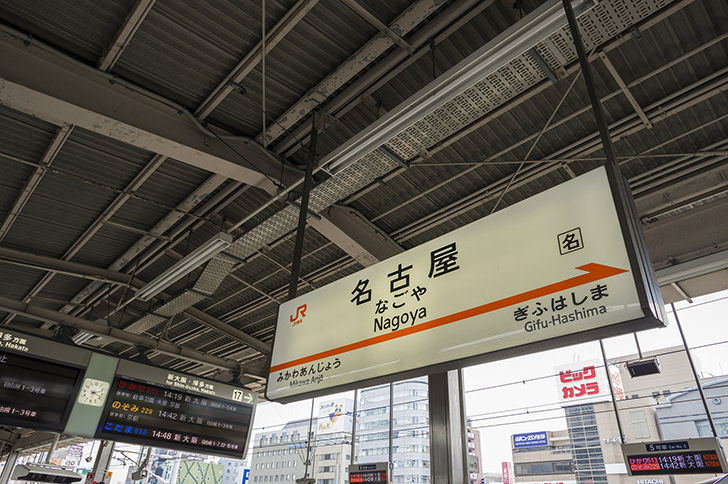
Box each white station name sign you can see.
[267,167,664,401]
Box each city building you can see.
[467,418,484,484]
[656,378,728,439]
[248,398,353,483]
[248,418,311,483]
[356,379,430,483]
[511,347,728,484]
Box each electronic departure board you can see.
[0,343,83,432]
[95,375,255,458]
[623,438,727,476]
[349,463,389,483]
[627,452,723,475]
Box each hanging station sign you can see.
[266,166,665,401]
[0,329,88,432]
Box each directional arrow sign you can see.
[267,167,665,402]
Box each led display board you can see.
[622,438,728,475]
[267,166,665,401]
[0,329,88,432]
[349,463,389,483]
[95,361,256,458]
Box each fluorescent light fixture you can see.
[135,232,233,301]
[655,249,728,286]
[321,0,594,175]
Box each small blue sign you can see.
[513,431,548,448]
[358,464,377,470]
[646,441,689,452]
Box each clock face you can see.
[77,378,110,407]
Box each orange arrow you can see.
[270,263,628,373]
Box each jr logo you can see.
[290,304,307,326]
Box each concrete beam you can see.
[0,31,287,194]
[310,204,403,267]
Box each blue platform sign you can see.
[513,431,548,448]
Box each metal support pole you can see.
[350,389,358,463]
[428,370,468,483]
[562,0,664,321]
[304,397,315,478]
[43,434,60,464]
[388,382,394,467]
[599,339,627,443]
[671,303,719,436]
[561,0,619,171]
[90,440,115,484]
[288,111,319,299]
[0,450,20,484]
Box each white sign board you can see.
[267,167,664,401]
[317,398,352,435]
[555,359,610,404]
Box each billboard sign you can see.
[267,166,665,401]
[513,431,549,448]
[556,359,610,403]
[608,364,626,401]
[502,462,513,484]
[317,398,352,435]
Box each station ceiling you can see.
[0,0,727,422]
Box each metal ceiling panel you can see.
[207,0,435,136]
[1,0,727,391]
[110,0,292,108]
[0,0,135,64]
[0,262,47,299]
[0,106,58,161]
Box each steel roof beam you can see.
[309,205,403,267]
[195,0,320,120]
[0,295,267,376]
[0,30,282,195]
[598,51,653,129]
[273,0,495,157]
[98,0,157,72]
[0,245,272,357]
[259,0,445,146]
[340,0,414,55]
[0,124,73,242]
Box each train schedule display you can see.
[622,438,727,475]
[0,329,88,432]
[95,360,256,458]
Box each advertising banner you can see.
[317,398,352,435]
[267,167,665,401]
[555,359,610,403]
[513,431,549,448]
